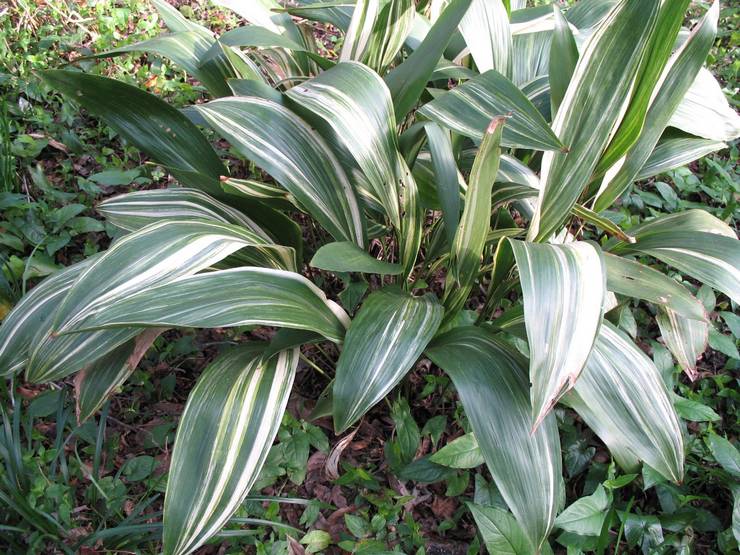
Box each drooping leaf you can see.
[528,0,661,240]
[592,1,719,211]
[213,0,306,47]
[637,136,728,181]
[195,97,366,246]
[563,322,684,482]
[333,289,443,433]
[151,0,213,37]
[467,503,536,555]
[75,267,350,344]
[384,0,473,120]
[163,344,299,555]
[286,62,401,228]
[509,240,606,429]
[310,241,402,275]
[74,329,163,423]
[40,70,227,197]
[426,327,563,550]
[458,0,512,76]
[418,70,564,151]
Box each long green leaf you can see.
[310,241,402,275]
[195,97,365,246]
[468,503,535,555]
[27,221,288,382]
[74,329,163,423]
[75,267,350,343]
[418,70,564,151]
[459,0,511,76]
[548,5,577,115]
[426,327,563,550]
[592,1,719,211]
[40,70,227,197]
[384,0,473,120]
[528,0,660,240]
[286,62,401,228]
[563,322,684,482]
[509,240,606,429]
[163,344,298,555]
[333,289,443,433]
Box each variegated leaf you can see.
[656,308,708,381]
[528,0,661,241]
[74,329,163,423]
[459,0,512,76]
[195,97,365,247]
[549,5,578,114]
[636,136,728,181]
[163,344,299,555]
[76,267,350,344]
[418,70,564,151]
[333,289,443,433]
[426,327,563,550]
[286,62,401,228]
[27,221,288,382]
[509,240,606,429]
[564,322,684,482]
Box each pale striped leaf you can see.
[564,0,619,30]
[399,153,424,279]
[219,176,292,206]
[592,1,718,211]
[226,78,284,102]
[423,123,462,245]
[310,241,402,275]
[459,0,512,76]
[333,289,443,433]
[77,267,350,343]
[384,0,473,119]
[418,70,564,151]
[41,71,227,197]
[196,40,265,95]
[98,188,272,241]
[195,97,365,246]
[511,31,551,87]
[528,0,661,241]
[213,0,306,47]
[281,1,353,30]
[27,221,288,382]
[163,343,299,555]
[444,117,505,316]
[604,253,706,322]
[623,209,737,240]
[468,503,535,555]
[286,62,401,228]
[0,258,92,376]
[341,0,415,72]
[637,136,728,181]
[549,5,577,114]
[151,0,213,37]
[656,308,708,381]
[509,240,606,429]
[564,322,684,482]
[426,327,563,550]
[669,67,740,142]
[74,329,163,423]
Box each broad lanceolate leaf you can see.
[0,258,91,376]
[77,267,351,344]
[637,136,728,181]
[341,0,415,72]
[333,289,443,433]
[430,433,485,469]
[468,503,536,555]
[509,240,605,429]
[444,118,505,316]
[151,0,213,37]
[98,188,272,241]
[426,327,563,550]
[528,0,661,240]
[74,329,163,423]
[554,485,608,536]
[548,5,578,115]
[163,344,298,555]
[286,62,401,228]
[196,97,365,247]
[656,309,708,381]
[564,322,684,482]
[459,0,512,76]
[40,71,227,197]
[418,70,563,151]
[384,0,473,119]
[310,241,402,275]
[604,253,706,321]
[669,66,740,142]
[27,221,290,382]
[592,1,719,212]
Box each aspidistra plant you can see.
[1,0,738,553]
